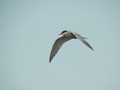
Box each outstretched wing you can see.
[73,32,94,50]
[49,36,72,62]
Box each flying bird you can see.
[49,30,94,62]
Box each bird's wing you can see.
[49,36,72,62]
[73,32,94,50]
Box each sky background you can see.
[0,0,120,90]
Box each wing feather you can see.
[49,36,72,62]
[73,32,94,50]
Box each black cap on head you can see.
[61,30,67,34]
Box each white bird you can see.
[49,30,94,62]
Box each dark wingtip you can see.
[49,58,52,63]
[90,47,94,51]
[49,60,51,63]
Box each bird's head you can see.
[59,30,68,35]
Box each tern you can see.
[49,30,94,62]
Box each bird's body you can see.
[49,30,93,62]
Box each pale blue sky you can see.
[0,0,120,90]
